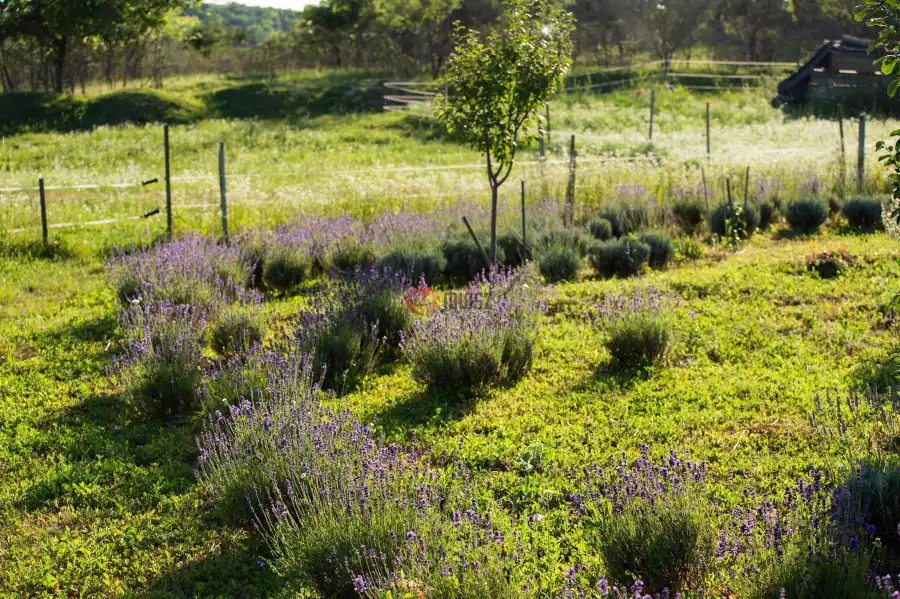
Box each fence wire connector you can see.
[141,207,161,219]
[142,178,159,186]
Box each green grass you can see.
[0,227,897,597]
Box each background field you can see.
[1,71,896,254]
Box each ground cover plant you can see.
[5,66,900,599]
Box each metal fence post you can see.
[164,125,173,238]
[218,142,229,244]
[39,177,48,245]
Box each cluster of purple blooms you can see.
[573,447,706,515]
[400,267,548,396]
[108,232,256,310]
[589,285,681,324]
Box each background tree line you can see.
[0,0,876,94]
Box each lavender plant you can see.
[717,470,888,599]
[208,300,267,357]
[572,447,716,593]
[114,302,207,418]
[107,233,253,309]
[200,344,317,411]
[295,268,410,393]
[401,267,547,398]
[590,286,678,369]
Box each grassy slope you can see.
[0,229,897,597]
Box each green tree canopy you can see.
[437,0,574,262]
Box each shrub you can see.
[538,243,582,283]
[201,346,320,412]
[497,232,532,268]
[805,249,854,279]
[837,457,900,562]
[378,245,446,283]
[330,243,377,272]
[592,286,677,369]
[671,197,706,235]
[588,237,651,278]
[262,248,311,292]
[117,303,206,418]
[828,196,843,217]
[540,227,587,254]
[209,305,266,356]
[786,198,829,234]
[587,216,614,240]
[442,239,492,283]
[723,468,887,599]
[757,200,779,231]
[638,232,674,270]
[842,197,884,230]
[401,268,546,398]
[709,202,760,239]
[605,310,670,368]
[296,271,408,393]
[673,236,705,261]
[107,233,252,309]
[580,450,716,593]
[597,204,647,237]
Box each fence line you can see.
[0,180,158,194]
[0,149,821,197]
[7,213,153,234]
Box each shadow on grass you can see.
[386,113,464,144]
[852,350,900,392]
[0,237,74,260]
[373,386,476,436]
[0,73,390,135]
[39,313,119,346]
[205,78,386,120]
[564,361,655,396]
[134,536,291,599]
[25,393,197,511]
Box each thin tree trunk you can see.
[490,181,498,264]
[53,37,68,93]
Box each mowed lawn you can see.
[0,228,897,597]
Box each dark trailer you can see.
[774,35,895,113]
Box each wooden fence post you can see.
[706,103,711,158]
[649,90,656,143]
[743,166,751,212]
[565,135,577,225]
[218,142,228,244]
[164,124,173,238]
[857,116,866,193]
[39,177,48,245]
[839,117,846,198]
[538,135,545,160]
[701,168,710,216]
[545,103,551,147]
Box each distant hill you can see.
[184,2,302,46]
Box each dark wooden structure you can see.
[774,35,895,112]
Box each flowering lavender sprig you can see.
[589,285,680,325]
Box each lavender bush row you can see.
[107,233,256,310]
[400,267,548,398]
[198,348,571,599]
